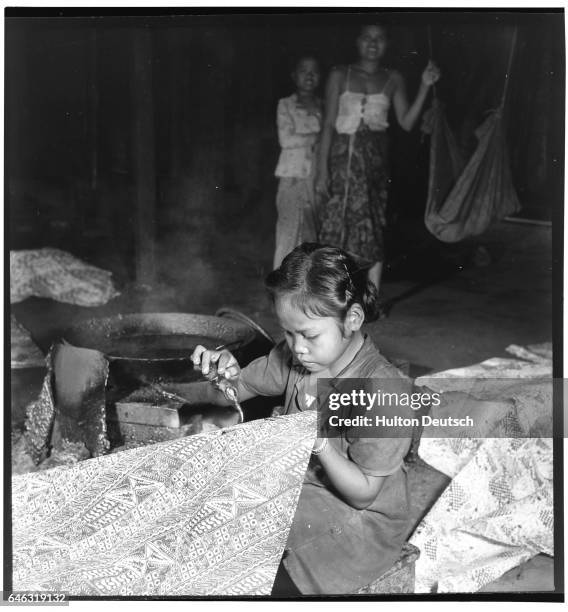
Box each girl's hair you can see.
[289,52,320,74]
[357,22,390,41]
[265,243,380,323]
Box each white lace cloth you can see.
[410,344,553,592]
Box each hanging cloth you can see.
[424,28,521,243]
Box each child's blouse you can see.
[275,94,322,179]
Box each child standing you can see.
[273,57,322,269]
[192,243,414,595]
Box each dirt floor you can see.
[10,212,555,593]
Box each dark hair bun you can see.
[266,243,379,323]
[360,277,380,322]
[289,52,321,74]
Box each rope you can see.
[500,26,518,109]
[339,132,356,246]
[428,25,437,100]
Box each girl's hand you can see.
[191,345,241,382]
[421,60,441,87]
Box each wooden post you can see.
[6,24,26,199]
[167,30,182,179]
[130,28,156,285]
[88,28,99,192]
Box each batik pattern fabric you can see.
[10,248,119,306]
[12,411,317,596]
[410,346,553,593]
[410,437,553,593]
[318,126,389,263]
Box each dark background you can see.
[6,9,565,284]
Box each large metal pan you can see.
[62,312,257,384]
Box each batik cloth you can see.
[318,126,389,263]
[10,248,119,306]
[410,346,553,593]
[410,437,553,593]
[12,411,317,596]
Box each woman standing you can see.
[316,24,440,305]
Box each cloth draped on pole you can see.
[424,29,521,242]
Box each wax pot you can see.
[38,311,277,454]
[62,312,259,384]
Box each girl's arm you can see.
[315,440,386,510]
[277,98,318,148]
[315,67,342,195]
[392,61,440,132]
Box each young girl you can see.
[192,243,414,595]
[316,24,441,304]
[273,56,322,269]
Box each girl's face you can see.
[357,25,388,61]
[292,58,320,94]
[275,295,355,374]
